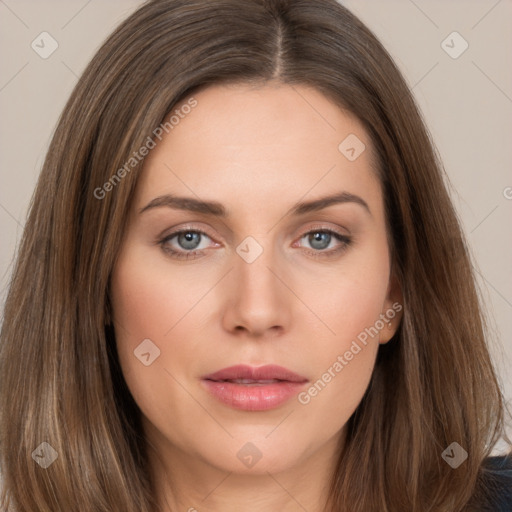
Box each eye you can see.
[158,229,216,259]
[296,228,352,257]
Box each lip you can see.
[201,364,308,411]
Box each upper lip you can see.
[202,364,308,383]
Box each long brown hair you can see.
[1,0,509,510]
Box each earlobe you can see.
[379,272,404,344]
[379,316,400,344]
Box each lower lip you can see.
[201,380,307,411]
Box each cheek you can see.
[110,248,205,341]
[109,248,205,421]
[292,243,390,421]
[296,240,391,354]
[290,304,384,444]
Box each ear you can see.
[379,271,403,344]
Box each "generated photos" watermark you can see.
[298,302,402,405]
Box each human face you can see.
[110,83,402,479]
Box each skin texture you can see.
[110,83,403,512]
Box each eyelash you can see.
[157,225,352,260]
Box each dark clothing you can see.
[472,454,512,511]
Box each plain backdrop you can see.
[0,0,511,452]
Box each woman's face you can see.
[111,83,402,480]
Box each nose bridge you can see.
[234,233,281,300]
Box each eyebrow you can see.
[139,191,371,217]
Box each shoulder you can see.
[470,453,512,511]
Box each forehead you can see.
[133,83,383,221]
[166,82,368,154]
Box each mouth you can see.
[201,364,308,411]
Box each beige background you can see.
[1,1,511,452]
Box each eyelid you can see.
[297,222,350,238]
[158,223,220,243]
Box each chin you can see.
[198,434,306,475]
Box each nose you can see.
[221,241,292,338]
